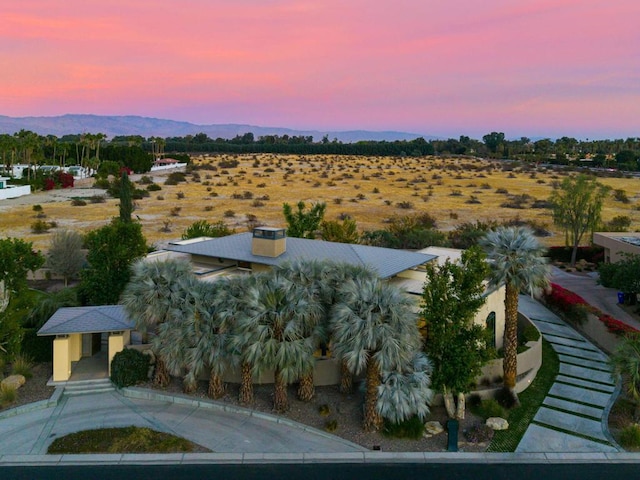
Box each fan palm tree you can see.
[122,258,194,386]
[479,226,549,401]
[234,271,323,412]
[274,259,329,401]
[330,276,421,431]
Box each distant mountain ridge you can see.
[0,114,435,143]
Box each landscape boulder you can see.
[424,421,444,437]
[486,417,509,430]
[1,374,26,390]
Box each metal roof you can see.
[166,233,436,279]
[37,305,135,336]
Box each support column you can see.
[53,336,71,382]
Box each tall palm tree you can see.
[234,271,323,412]
[274,259,328,401]
[330,276,421,431]
[122,258,194,386]
[479,226,549,401]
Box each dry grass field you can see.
[1,154,639,252]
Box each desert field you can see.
[1,154,639,252]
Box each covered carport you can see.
[37,305,135,382]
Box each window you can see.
[486,312,496,348]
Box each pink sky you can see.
[1,0,638,139]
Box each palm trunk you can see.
[153,356,170,387]
[340,359,353,394]
[297,371,315,401]
[443,387,456,418]
[208,369,225,399]
[273,368,288,413]
[503,283,520,404]
[183,376,197,394]
[239,361,254,405]
[455,392,466,420]
[363,358,382,431]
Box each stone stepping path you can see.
[515,295,620,453]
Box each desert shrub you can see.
[89,195,106,203]
[157,195,164,201]
[396,201,414,209]
[324,420,338,432]
[381,416,425,440]
[318,404,331,416]
[605,215,632,232]
[613,189,630,204]
[478,398,507,420]
[466,195,481,204]
[31,219,53,234]
[93,178,110,189]
[110,348,150,388]
[531,199,552,209]
[170,206,181,216]
[224,210,235,218]
[219,159,239,169]
[32,204,43,212]
[620,424,640,448]
[495,187,509,194]
[176,191,185,199]
[251,199,265,207]
[203,205,213,212]
[449,189,462,196]
[138,175,153,185]
[146,183,161,192]
[464,423,494,444]
[11,353,34,379]
[70,198,87,206]
[494,387,518,409]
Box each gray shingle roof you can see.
[37,305,134,336]
[167,233,436,279]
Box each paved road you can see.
[0,390,365,455]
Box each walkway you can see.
[0,390,365,455]
[516,295,620,453]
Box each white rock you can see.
[1,374,26,390]
[486,417,509,430]
[424,420,444,435]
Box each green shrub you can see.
[21,328,53,362]
[381,415,424,439]
[93,178,110,189]
[110,348,150,388]
[0,383,18,407]
[521,323,540,343]
[464,423,494,444]
[318,404,331,416]
[31,219,52,234]
[146,183,161,191]
[478,398,507,420]
[620,424,640,448]
[70,198,87,206]
[324,419,338,432]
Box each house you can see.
[593,232,640,263]
[0,176,31,200]
[37,305,135,383]
[152,227,506,349]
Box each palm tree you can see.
[610,333,640,420]
[122,258,194,386]
[479,226,549,401]
[274,259,329,401]
[330,276,421,431]
[234,271,323,412]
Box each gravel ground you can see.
[1,362,55,411]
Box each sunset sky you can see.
[1,1,638,139]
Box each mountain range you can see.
[0,114,434,143]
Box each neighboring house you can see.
[593,232,640,263]
[0,176,31,200]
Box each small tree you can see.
[46,230,85,287]
[422,247,493,419]
[549,174,611,266]
[118,170,133,223]
[282,201,326,238]
[610,334,640,420]
[320,218,359,244]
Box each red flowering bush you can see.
[544,283,639,335]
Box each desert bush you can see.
[449,189,462,196]
[613,189,630,204]
[110,348,150,388]
[224,210,235,217]
[176,191,185,199]
[11,353,34,379]
[318,404,331,416]
[146,183,161,192]
[70,198,87,206]
[0,383,17,407]
[93,178,110,189]
[495,187,509,194]
[324,419,338,432]
[138,175,153,185]
[32,204,43,212]
[605,215,632,232]
[464,424,494,444]
[477,399,507,420]
[169,207,181,216]
[31,219,53,234]
[89,195,106,203]
[466,195,481,204]
[396,201,413,209]
[251,199,265,207]
[620,424,640,448]
[381,416,425,440]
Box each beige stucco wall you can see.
[53,336,71,382]
[108,332,130,376]
[478,285,506,350]
[69,333,82,362]
[593,232,640,263]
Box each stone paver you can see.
[516,424,618,453]
[542,397,604,419]
[533,407,608,441]
[555,375,615,392]
[559,364,615,385]
[533,321,585,339]
[548,380,612,408]
[553,346,609,364]
[543,334,599,351]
